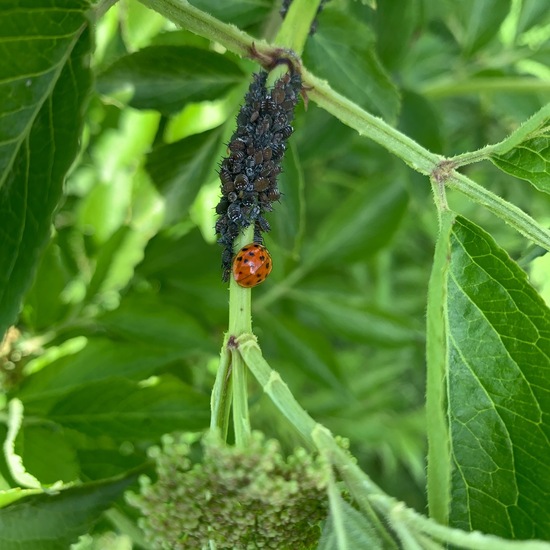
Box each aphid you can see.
[228,139,245,152]
[266,188,281,202]
[254,177,270,192]
[231,150,245,161]
[227,202,242,224]
[232,243,273,288]
[215,197,229,215]
[234,174,249,191]
[280,125,293,139]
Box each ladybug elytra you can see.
[232,244,272,288]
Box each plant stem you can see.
[422,77,550,99]
[226,225,255,446]
[137,0,262,58]
[274,0,321,55]
[447,171,550,251]
[210,343,232,439]
[237,333,318,444]
[449,103,550,166]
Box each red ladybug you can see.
[232,244,272,288]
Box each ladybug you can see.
[232,243,272,288]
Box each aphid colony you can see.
[215,69,302,285]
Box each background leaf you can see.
[303,177,408,270]
[0,1,92,339]
[303,9,400,122]
[47,376,210,439]
[146,127,224,224]
[445,0,512,55]
[0,472,139,550]
[98,46,244,114]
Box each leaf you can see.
[0,1,92,339]
[426,214,550,538]
[290,290,422,348]
[491,136,550,195]
[0,471,139,550]
[186,0,272,27]
[516,0,550,35]
[15,338,200,412]
[303,178,408,270]
[268,144,305,257]
[374,0,421,70]
[97,45,244,115]
[0,488,43,509]
[303,9,400,122]
[14,424,79,485]
[47,376,210,439]
[4,400,41,489]
[446,0,512,55]
[21,241,72,332]
[399,90,444,153]
[146,127,223,225]
[98,292,210,352]
[259,314,346,393]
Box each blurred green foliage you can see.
[1,0,550,547]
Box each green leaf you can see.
[399,90,444,153]
[514,0,550,36]
[446,0,512,55]
[97,45,244,115]
[47,376,210,439]
[146,127,223,225]
[0,471,139,550]
[303,178,408,270]
[291,290,422,348]
[21,241,72,331]
[98,292,210,352]
[427,214,550,538]
[186,0,272,27]
[15,425,79,485]
[374,0,421,70]
[0,1,92,339]
[303,9,400,122]
[268,144,305,257]
[259,314,346,393]
[491,136,550,195]
[16,338,199,412]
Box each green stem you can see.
[425,211,454,525]
[449,103,550,166]
[274,0,321,55]
[137,0,263,58]
[237,333,318,444]
[231,349,250,446]
[422,77,550,99]
[226,225,255,446]
[447,172,550,252]
[210,343,232,439]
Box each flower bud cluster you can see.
[127,431,329,549]
[215,70,302,281]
